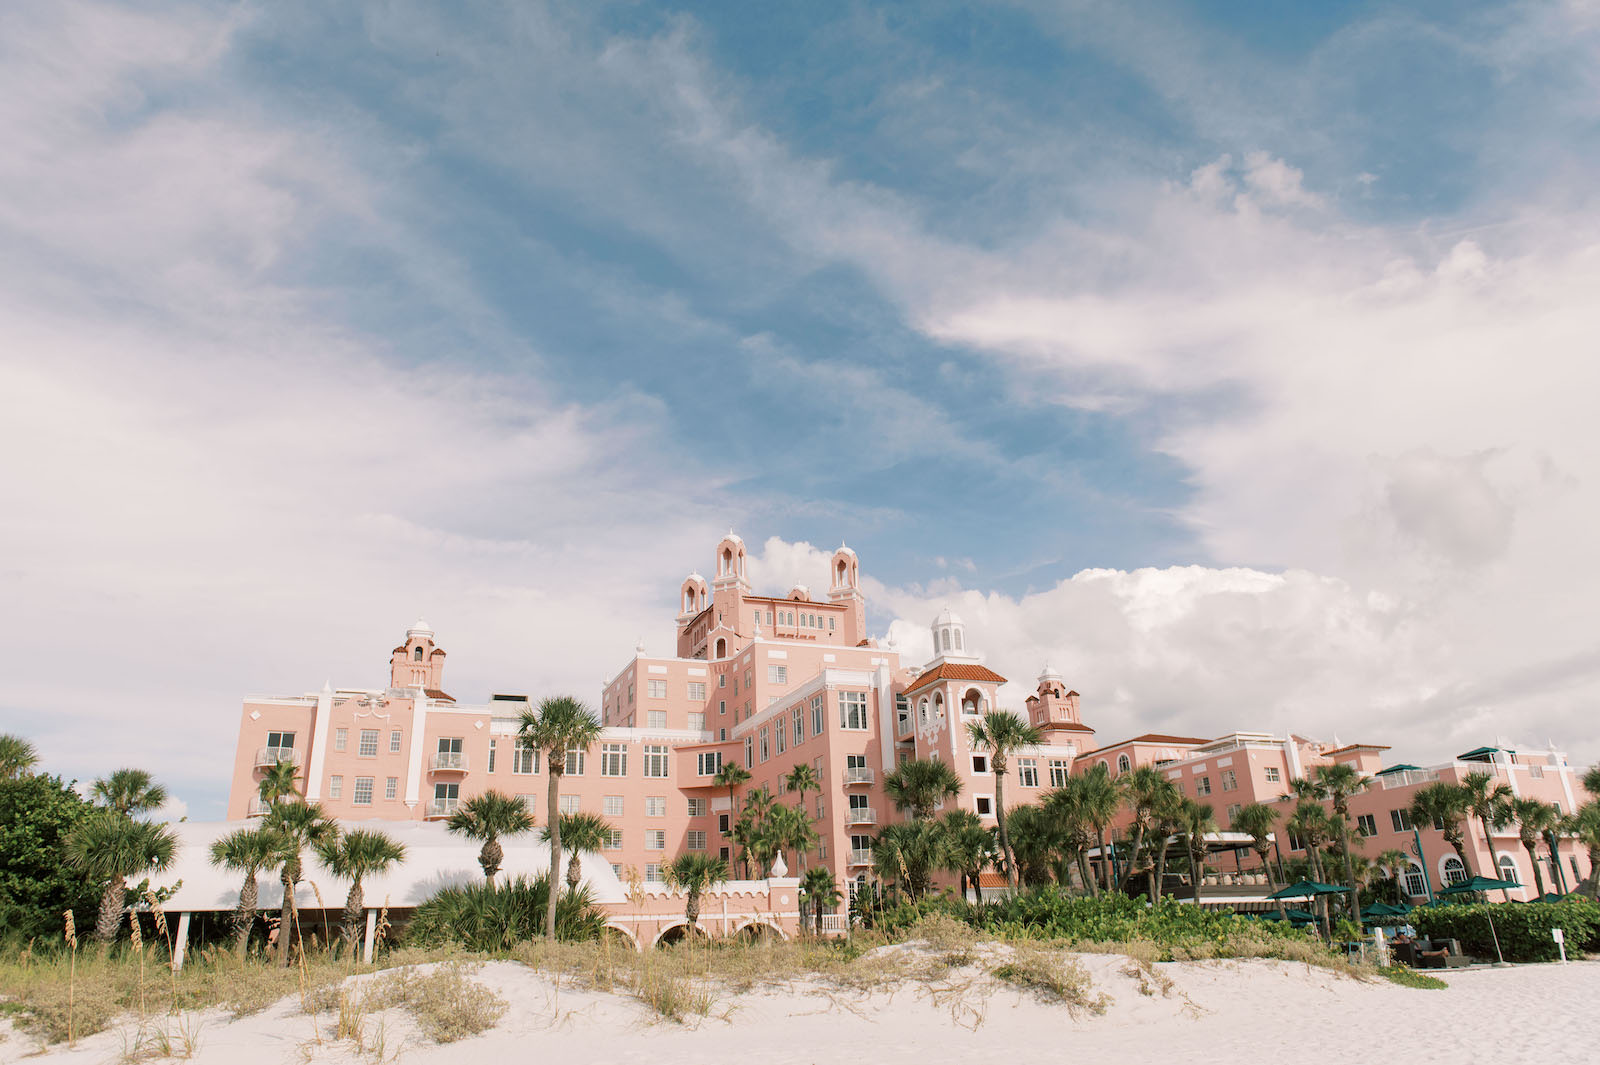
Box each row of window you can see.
[328,774,396,804]
[756,608,835,632]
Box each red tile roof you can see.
[903,662,1009,695]
[1324,742,1391,755]
[424,688,455,703]
[1077,732,1211,756]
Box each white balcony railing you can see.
[425,798,460,819]
[254,746,299,768]
[847,848,873,866]
[1379,769,1440,790]
[844,806,878,826]
[429,751,470,772]
[842,766,875,786]
[246,796,271,817]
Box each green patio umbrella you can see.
[1267,879,1346,900]
[1361,902,1411,923]
[1261,908,1318,925]
[1437,875,1521,964]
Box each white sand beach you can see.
[4,954,1595,1065]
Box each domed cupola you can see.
[930,606,974,660]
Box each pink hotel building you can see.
[228,533,1594,923]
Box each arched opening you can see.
[918,697,930,725]
[1497,854,1520,887]
[1117,754,1131,775]
[722,548,732,575]
[1440,855,1468,886]
[413,647,424,662]
[941,629,951,652]
[836,560,847,586]
[932,692,944,720]
[953,629,963,651]
[715,638,727,659]
[603,924,641,952]
[733,920,784,944]
[961,689,982,716]
[1402,861,1427,899]
[654,923,699,949]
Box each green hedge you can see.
[873,888,1316,958]
[1414,898,1600,962]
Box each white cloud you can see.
[1240,150,1322,208]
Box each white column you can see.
[403,686,429,808]
[170,913,191,972]
[305,682,334,801]
[873,664,896,773]
[363,908,378,964]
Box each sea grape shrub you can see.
[1414,898,1600,963]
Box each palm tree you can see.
[883,757,964,821]
[1003,804,1061,887]
[1570,802,1600,899]
[799,866,840,934]
[938,809,995,901]
[1585,767,1600,800]
[209,826,278,961]
[663,852,729,934]
[256,760,301,808]
[1286,798,1334,932]
[1118,766,1176,893]
[1144,785,1187,902]
[759,803,820,877]
[540,811,612,893]
[1177,799,1216,903]
[1314,763,1370,922]
[92,768,168,817]
[1230,802,1279,885]
[872,819,945,899]
[712,762,753,870]
[965,710,1043,890]
[1375,848,1410,903]
[1074,763,1124,893]
[519,695,603,940]
[0,733,38,779]
[785,763,821,814]
[65,811,178,945]
[317,828,407,955]
[1410,781,1473,876]
[1042,777,1101,896]
[1510,797,1559,897]
[1459,771,1515,896]
[263,800,336,966]
[446,790,535,885]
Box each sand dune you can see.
[5,954,1595,1065]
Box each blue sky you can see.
[2,0,1597,817]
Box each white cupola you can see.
[930,606,972,660]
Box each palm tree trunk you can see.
[1149,839,1167,903]
[970,868,983,904]
[1341,841,1360,929]
[95,876,125,945]
[1480,816,1511,900]
[545,767,563,940]
[277,865,296,967]
[235,872,258,962]
[567,851,582,893]
[1524,842,1546,896]
[1119,824,1146,893]
[1187,840,1203,903]
[1579,844,1600,900]
[1097,829,1112,892]
[685,887,701,931]
[481,836,502,886]
[993,771,1019,891]
[342,879,364,956]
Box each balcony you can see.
[425,798,460,819]
[842,765,875,786]
[254,746,300,769]
[847,848,874,867]
[1378,769,1440,790]
[246,796,271,818]
[844,806,878,826]
[429,751,470,772]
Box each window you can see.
[768,665,787,684]
[687,681,707,701]
[1264,766,1281,783]
[792,708,804,746]
[1221,770,1237,792]
[811,695,825,736]
[1498,854,1520,885]
[334,728,348,752]
[603,830,623,850]
[829,616,835,630]
[971,754,989,775]
[433,782,458,807]
[647,680,667,699]
[1529,765,1544,779]
[760,727,770,762]
[645,864,663,884]
[744,668,752,688]
[643,744,670,778]
[697,751,722,776]
[839,691,868,730]
[687,830,707,851]
[359,730,379,757]
[1441,856,1468,886]
[646,796,666,817]
[560,795,580,815]
[520,794,536,815]
[1018,758,1039,787]
[975,796,993,816]
[646,830,666,851]
[353,777,374,805]
[1356,813,1377,837]
[604,795,625,817]
[719,728,727,741]
[775,721,787,754]
[1390,809,1413,833]
[719,814,730,833]
[1196,776,1212,795]
[487,739,497,773]
[1402,863,1427,898]
[647,710,667,729]
[414,646,423,662]
[1049,760,1071,787]
[1117,754,1132,774]
[600,743,628,777]
[688,712,706,732]
[745,736,754,767]
[719,700,727,715]
[687,797,707,817]
[389,730,402,753]
[848,793,869,813]
[895,695,909,733]
[384,777,397,800]
[328,775,343,799]
[266,730,296,751]
[513,739,539,775]
[564,749,585,776]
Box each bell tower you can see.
[390,619,447,694]
[828,543,865,645]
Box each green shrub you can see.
[1414,898,1600,962]
[407,875,605,951]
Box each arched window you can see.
[715,638,727,659]
[837,560,847,585]
[941,629,951,651]
[413,647,424,662]
[1402,862,1427,899]
[961,689,981,715]
[918,697,930,725]
[1117,754,1131,774]
[1441,856,1467,886]
[722,548,732,575]
[1497,854,1520,886]
[953,629,963,651]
